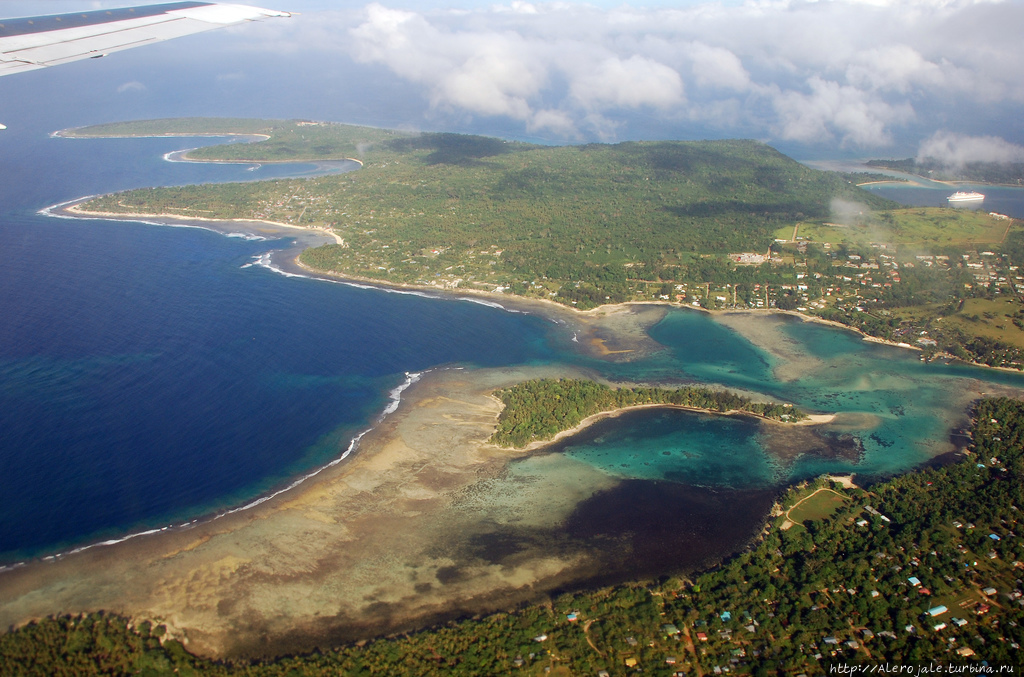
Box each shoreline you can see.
[0,364,814,659]
[45,199,1016,374]
[46,198,1018,369]
[0,366,680,657]
[288,258,670,361]
[60,201,346,245]
[3,206,995,658]
[164,148,365,167]
[0,369,427,574]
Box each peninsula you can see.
[65,118,1024,370]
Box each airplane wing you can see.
[0,2,290,78]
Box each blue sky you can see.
[2,0,1023,163]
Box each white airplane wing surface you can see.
[0,2,289,77]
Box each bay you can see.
[3,127,1024,567]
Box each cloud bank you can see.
[272,0,1024,148]
[917,131,1024,168]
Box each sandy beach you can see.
[285,256,670,362]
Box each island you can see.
[490,378,808,449]
[5,118,1024,672]
[866,157,1024,186]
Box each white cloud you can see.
[688,43,750,92]
[917,131,1024,167]
[349,4,549,122]
[845,45,944,93]
[569,56,684,110]
[528,108,579,137]
[291,0,1024,147]
[772,77,915,147]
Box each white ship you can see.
[947,191,985,203]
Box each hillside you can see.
[74,119,895,308]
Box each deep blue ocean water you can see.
[3,126,1024,564]
[863,182,1024,219]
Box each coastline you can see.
[55,129,272,141]
[5,205,997,660]
[164,148,365,167]
[2,365,765,659]
[0,364,807,660]
[46,199,1011,368]
[288,257,669,361]
[47,198,1018,377]
[60,201,346,245]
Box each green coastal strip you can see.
[5,398,1023,673]
[490,378,805,448]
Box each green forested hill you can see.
[76,121,895,307]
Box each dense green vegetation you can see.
[491,378,804,447]
[867,157,1024,185]
[6,398,1024,674]
[75,120,895,308]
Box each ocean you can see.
[3,124,1024,566]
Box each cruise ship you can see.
[947,191,985,203]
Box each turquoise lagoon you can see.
[540,309,1012,489]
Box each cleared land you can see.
[891,298,1024,351]
[773,208,1011,249]
[785,487,848,524]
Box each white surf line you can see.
[0,370,428,572]
[213,370,424,519]
[250,251,527,313]
[40,199,287,245]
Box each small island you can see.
[490,378,809,448]
[866,157,1024,186]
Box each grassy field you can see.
[776,208,1013,249]
[880,298,1024,350]
[787,487,848,524]
[936,298,1024,349]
